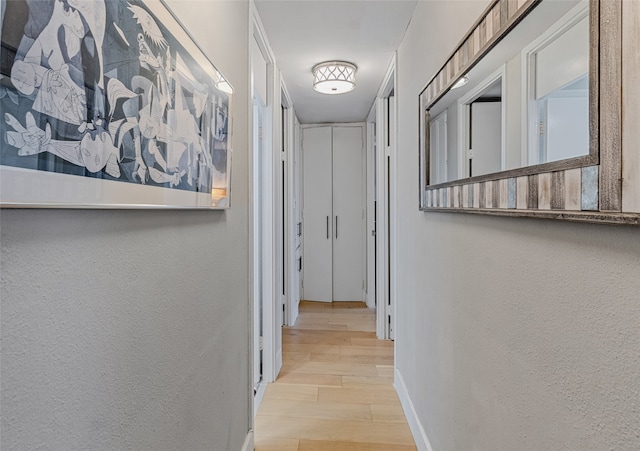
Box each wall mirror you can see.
[418,0,639,225]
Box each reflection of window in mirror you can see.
[523,2,589,166]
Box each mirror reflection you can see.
[428,0,589,185]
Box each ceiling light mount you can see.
[312,61,357,95]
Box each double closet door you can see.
[302,125,365,302]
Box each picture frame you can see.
[0,0,233,209]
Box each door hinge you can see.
[538,121,545,135]
[259,336,264,351]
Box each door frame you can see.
[281,83,300,326]
[251,97,266,413]
[251,6,282,417]
[367,56,397,340]
[365,120,376,310]
[457,65,507,178]
[300,123,367,304]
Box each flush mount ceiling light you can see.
[312,61,357,95]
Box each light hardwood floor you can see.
[255,301,417,451]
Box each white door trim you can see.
[371,55,397,341]
[300,123,367,305]
[251,5,281,396]
[365,121,376,310]
[374,97,386,340]
[282,82,300,326]
[457,65,507,178]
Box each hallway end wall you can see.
[395,1,640,450]
[0,1,251,450]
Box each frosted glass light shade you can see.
[312,61,357,94]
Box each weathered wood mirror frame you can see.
[418,0,640,225]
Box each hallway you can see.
[255,301,417,450]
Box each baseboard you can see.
[394,368,434,451]
[253,381,268,417]
[275,350,283,379]
[365,292,375,309]
[241,430,254,451]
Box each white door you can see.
[470,101,502,177]
[332,126,365,302]
[302,127,333,302]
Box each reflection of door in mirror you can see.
[429,111,447,184]
[525,2,589,165]
[459,72,504,178]
[470,101,502,177]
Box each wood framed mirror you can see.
[418,0,639,225]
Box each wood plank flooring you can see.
[255,301,417,451]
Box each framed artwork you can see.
[0,0,233,208]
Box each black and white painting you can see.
[0,0,232,208]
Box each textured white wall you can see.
[0,1,251,450]
[396,1,640,449]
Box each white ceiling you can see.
[254,0,418,124]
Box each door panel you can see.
[470,102,502,177]
[332,127,364,302]
[302,127,333,302]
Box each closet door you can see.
[302,127,333,302]
[332,126,365,302]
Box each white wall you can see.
[396,2,640,450]
[0,1,252,450]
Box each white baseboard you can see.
[394,368,434,451]
[276,350,282,379]
[253,381,268,417]
[241,430,254,451]
[365,292,375,309]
